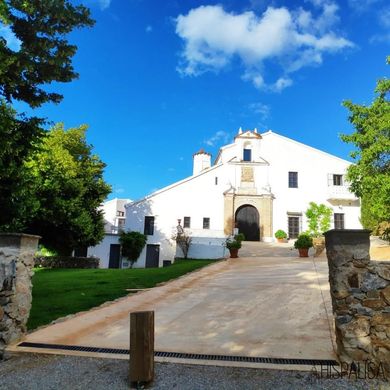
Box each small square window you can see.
[333,174,343,186]
[215,177,218,185]
[203,217,210,229]
[288,172,298,188]
[144,216,155,235]
[183,216,191,228]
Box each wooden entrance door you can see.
[145,244,160,268]
[235,205,260,241]
[108,244,121,268]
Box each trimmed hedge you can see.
[34,256,100,269]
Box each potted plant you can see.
[294,233,313,257]
[225,233,245,258]
[274,229,287,243]
[305,202,332,256]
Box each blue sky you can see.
[3,0,390,200]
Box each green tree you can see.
[0,101,42,230]
[119,231,148,267]
[0,0,94,232]
[25,124,111,255]
[305,202,332,237]
[0,0,94,107]
[341,56,390,229]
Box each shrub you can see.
[275,229,287,239]
[119,231,147,267]
[172,230,192,259]
[294,234,313,249]
[34,256,99,269]
[235,233,245,242]
[305,202,332,237]
[225,233,245,250]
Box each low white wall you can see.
[176,237,228,259]
[87,234,120,268]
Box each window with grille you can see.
[333,174,343,186]
[144,216,155,235]
[334,213,345,229]
[203,217,210,229]
[288,216,300,238]
[288,172,298,188]
[183,216,191,228]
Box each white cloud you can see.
[249,102,270,120]
[273,77,293,92]
[205,130,231,146]
[113,186,125,194]
[90,0,111,10]
[175,4,353,91]
[146,25,153,33]
[369,33,390,44]
[0,24,21,51]
[348,0,382,12]
[379,7,390,29]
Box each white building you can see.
[101,198,131,234]
[89,129,362,268]
[123,129,361,268]
[87,198,131,268]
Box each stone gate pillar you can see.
[0,233,40,357]
[325,229,390,378]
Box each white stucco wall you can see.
[125,164,231,267]
[121,129,362,267]
[260,131,361,235]
[87,233,120,268]
[176,236,228,259]
[101,198,132,233]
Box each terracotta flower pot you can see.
[229,248,239,258]
[277,238,285,243]
[298,248,309,257]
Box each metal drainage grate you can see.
[17,342,338,366]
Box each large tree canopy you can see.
[341,56,390,229]
[0,0,94,107]
[0,101,42,230]
[25,124,111,255]
[0,0,97,238]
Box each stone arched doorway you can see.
[235,205,260,241]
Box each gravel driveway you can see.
[0,353,387,390]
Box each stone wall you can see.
[0,234,40,357]
[325,229,390,377]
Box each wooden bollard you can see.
[129,311,154,386]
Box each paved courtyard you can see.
[9,242,336,363]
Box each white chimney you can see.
[193,149,211,175]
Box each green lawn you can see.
[27,259,215,330]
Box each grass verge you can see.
[27,259,215,330]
